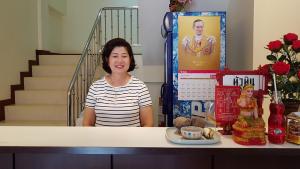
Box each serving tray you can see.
[165,127,221,145]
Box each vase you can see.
[268,92,285,144]
[282,99,300,116]
[268,102,285,144]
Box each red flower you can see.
[259,64,272,81]
[267,40,283,52]
[292,40,300,52]
[272,62,290,75]
[265,33,300,100]
[284,33,298,45]
[259,64,270,75]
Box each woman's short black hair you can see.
[101,38,136,74]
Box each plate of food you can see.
[165,127,221,145]
[165,117,221,145]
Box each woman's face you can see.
[108,46,130,74]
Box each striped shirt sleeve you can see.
[85,84,96,108]
[138,82,152,107]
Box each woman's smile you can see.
[115,65,125,69]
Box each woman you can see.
[83,38,153,127]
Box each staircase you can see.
[0,54,80,126]
[0,7,140,126]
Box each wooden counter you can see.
[0,126,299,169]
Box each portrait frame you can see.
[171,12,226,118]
[173,12,226,71]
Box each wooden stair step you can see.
[5,104,67,121]
[32,65,76,77]
[15,90,67,105]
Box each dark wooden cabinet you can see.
[15,154,110,169]
[114,154,211,169]
[214,155,296,169]
[1,150,299,169]
[0,153,13,169]
[1,128,299,169]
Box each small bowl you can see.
[180,126,203,140]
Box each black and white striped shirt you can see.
[85,76,152,127]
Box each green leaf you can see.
[278,55,286,61]
[267,54,277,61]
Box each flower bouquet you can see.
[259,33,300,114]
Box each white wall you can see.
[0,0,38,100]
[138,0,169,65]
[227,0,254,70]
[253,0,300,123]
[61,0,138,53]
[253,0,300,69]
[47,7,63,51]
[48,0,67,15]
[39,0,66,52]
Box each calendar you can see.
[178,71,217,100]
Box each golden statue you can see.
[232,84,266,145]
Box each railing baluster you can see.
[111,10,113,39]
[99,20,102,49]
[124,9,126,40]
[104,10,107,43]
[136,8,139,44]
[117,10,120,37]
[71,88,76,125]
[80,67,83,112]
[130,9,133,44]
[76,78,79,119]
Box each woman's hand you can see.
[82,107,96,126]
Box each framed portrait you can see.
[170,12,226,118]
[177,14,225,71]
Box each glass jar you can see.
[268,91,286,144]
[286,112,300,144]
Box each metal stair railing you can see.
[67,7,139,126]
